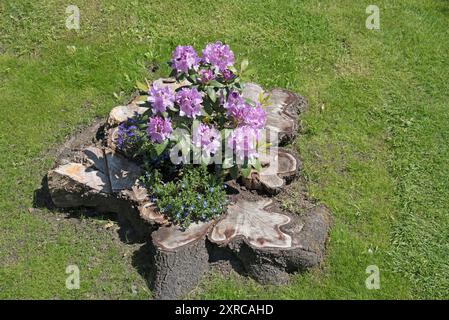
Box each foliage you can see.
[118,42,268,179]
[141,165,228,228]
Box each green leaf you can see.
[207,87,217,103]
[230,165,239,180]
[135,95,148,105]
[241,165,252,178]
[136,81,149,92]
[240,59,249,73]
[222,157,234,169]
[253,158,262,172]
[228,65,238,74]
[244,98,256,107]
[209,80,225,88]
[154,140,169,156]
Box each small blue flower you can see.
[203,200,208,208]
[181,183,186,189]
[223,184,228,189]
[197,194,202,200]
[210,187,215,193]
[190,204,195,210]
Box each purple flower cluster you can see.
[147,116,173,143]
[222,69,236,82]
[176,87,204,119]
[202,42,235,72]
[223,91,246,116]
[224,91,267,129]
[170,42,235,76]
[117,118,140,150]
[147,84,175,114]
[193,123,221,155]
[240,104,267,129]
[199,69,215,84]
[171,45,201,73]
[141,42,267,165]
[228,125,260,161]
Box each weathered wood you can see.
[210,199,292,248]
[242,83,307,145]
[209,199,332,284]
[149,221,212,299]
[107,104,149,127]
[83,146,142,192]
[48,147,167,237]
[242,148,299,194]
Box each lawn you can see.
[0,0,448,299]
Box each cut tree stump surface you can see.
[46,79,332,299]
[210,199,292,248]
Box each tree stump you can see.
[149,222,212,300]
[45,79,332,299]
[209,199,331,284]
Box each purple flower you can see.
[223,92,267,129]
[202,42,235,71]
[239,103,267,129]
[193,123,221,155]
[228,125,261,161]
[117,118,140,150]
[147,116,173,143]
[222,69,236,82]
[171,45,201,73]
[176,87,203,119]
[223,91,246,117]
[199,69,215,84]
[147,84,175,114]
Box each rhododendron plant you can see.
[117,42,270,226]
[119,41,268,175]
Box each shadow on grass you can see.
[32,173,146,245]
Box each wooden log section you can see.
[209,199,332,284]
[149,221,213,300]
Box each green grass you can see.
[1,0,448,299]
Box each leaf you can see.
[169,69,177,78]
[222,157,234,169]
[244,98,256,107]
[207,87,217,103]
[230,165,239,180]
[209,80,225,88]
[240,59,249,73]
[138,95,148,101]
[253,158,262,172]
[228,65,238,74]
[168,105,178,112]
[136,81,149,92]
[154,140,169,156]
[241,165,252,178]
